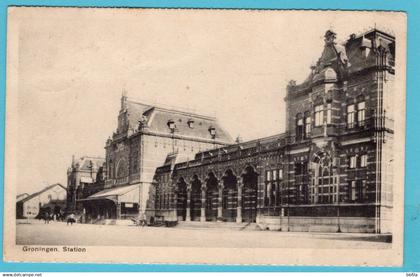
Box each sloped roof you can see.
[86,184,138,199]
[75,156,105,171]
[17,193,29,199]
[125,99,233,144]
[17,184,66,204]
[126,101,152,130]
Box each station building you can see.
[149,29,395,233]
[77,96,233,222]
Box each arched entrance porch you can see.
[205,172,219,221]
[222,169,238,222]
[242,166,258,222]
[190,175,202,221]
[175,178,188,221]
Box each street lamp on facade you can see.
[168,120,176,153]
[208,126,216,149]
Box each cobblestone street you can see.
[16,220,391,249]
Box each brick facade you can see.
[150,29,395,234]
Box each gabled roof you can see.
[17,183,66,204]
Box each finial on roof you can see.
[235,135,243,144]
[121,88,128,110]
[71,155,75,167]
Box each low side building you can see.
[16,193,29,202]
[150,29,395,234]
[16,184,67,219]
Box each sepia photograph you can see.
[4,7,406,266]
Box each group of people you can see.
[39,211,76,226]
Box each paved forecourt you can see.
[16,220,391,249]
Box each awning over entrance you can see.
[79,184,139,203]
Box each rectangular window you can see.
[272,170,277,180]
[266,170,272,181]
[326,103,332,124]
[296,118,304,140]
[278,169,283,180]
[304,116,311,137]
[351,181,356,201]
[360,154,368,167]
[357,101,366,126]
[314,105,324,127]
[357,180,364,201]
[295,163,302,175]
[349,155,357,168]
[347,104,355,128]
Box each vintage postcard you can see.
[4,7,406,266]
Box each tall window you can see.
[350,180,366,202]
[278,169,283,180]
[314,105,324,127]
[349,155,357,168]
[304,114,311,138]
[326,103,332,124]
[360,154,368,167]
[266,170,272,181]
[296,117,304,140]
[357,101,366,126]
[295,162,307,175]
[347,104,355,128]
[350,181,356,201]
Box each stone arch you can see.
[221,169,238,222]
[241,165,259,222]
[241,163,259,178]
[115,158,128,178]
[205,171,219,221]
[311,150,334,204]
[175,177,188,221]
[190,175,202,221]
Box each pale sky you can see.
[8,8,401,195]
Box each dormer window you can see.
[167,120,176,132]
[187,119,195,129]
[208,126,216,139]
[360,37,371,58]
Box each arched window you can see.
[116,158,128,178]
[312,152,335,204]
